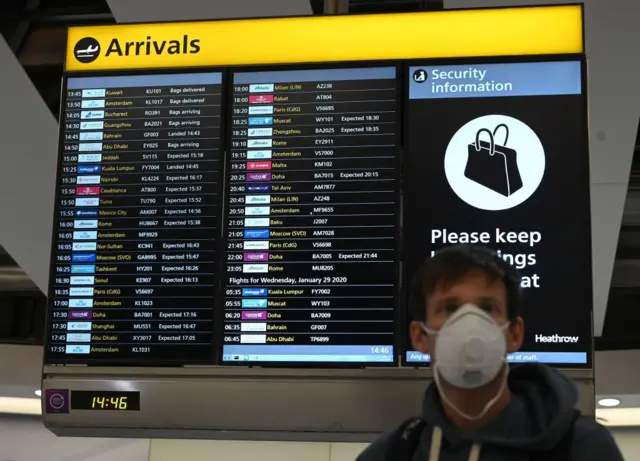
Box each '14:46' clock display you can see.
[70,391,141,411]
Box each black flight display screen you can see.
[45,71,224,365]
[221,66,400,365]
[402,60,591,367]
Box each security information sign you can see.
[403,60,591,367]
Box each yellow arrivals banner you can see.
[65,4,583,72]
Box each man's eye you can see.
[443,304,458,313]
[479,303,494,313]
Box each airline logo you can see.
[249,84,274,93]
[75,209,98,217]
[248,128,273,137]
[244,218,270,227]
[248,117,273,126]
[67,322,92,331]
[67,333,91,342]
[80,121,104,130]
[78,154,102,162]
[73,231,97,240]
[69,298,94,308]
[240,334,267,344]
[81,100,105,109]
[243,264,268,273]
[244,229,270,239]
[76,186,100,196]
[246,172,272,181]
[69,287,94,296]
[245,195,271,204]
[247,150,272,159]
[79,131,104,141]
[247,184,271,193]
[69,310,93,319]
[69,275,95,285]
[243,240,269,250]
[249,94,274,104]
[241,311,267,320]
[77,165,102,174]
[72,253,96,262]
[247,161,272,170]
[75,197,99,206]
[74,37,101,63]
[76,175,101,185]
[82,89,105,98]
[72,242,97,251]
[243,252,268,262]
[80,110,104,120]
[71,265,95,274]
[247,139,273,148]
[249,106,274,115]
[74,219,98,229]
[242,298,268,308]
[242,287,268,296]
[245,206,270,216]
[79,142,102,152]
[241,323,267,332]
[66,345,90,354]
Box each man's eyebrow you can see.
[436,296,460,306]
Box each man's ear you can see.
[410,321,430,354]
[507,316,525,353]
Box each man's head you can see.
[409,244,525,359]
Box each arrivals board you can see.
[46,72,224,364]
[402,59,591,367]
[47,6,588,369]
[221,67,400,365]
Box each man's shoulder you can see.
[355,429,396,461]
[569,415,624,460]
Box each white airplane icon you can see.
[77,45,99,56]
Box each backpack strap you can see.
[532,409,581,461]
[386,418,427,461]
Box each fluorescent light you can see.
[597,408,640,427]
[0,397,41,415]
[598,398,621,407]
[34,389,42,397]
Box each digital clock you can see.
[70,391,140,411]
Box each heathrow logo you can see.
[74,37,101,63]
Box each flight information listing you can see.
[46,72,224,364]
[222,67,399,365]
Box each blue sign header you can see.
[409,61,581,100]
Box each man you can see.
[357,244,623,461]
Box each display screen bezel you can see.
[43,66,230,366]
[217,60,404,368]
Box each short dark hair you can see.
[408,244,523,322]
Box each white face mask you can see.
[422,303,510,420]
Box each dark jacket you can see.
[357,363,623,461]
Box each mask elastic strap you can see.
[434,362,509,421]
[428,426,443,461]
[428,426,482,461]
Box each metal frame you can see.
[42,366,594,441]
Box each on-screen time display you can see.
[45,72,224,364]
[403,60,592,367]
[221,66,400,365]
